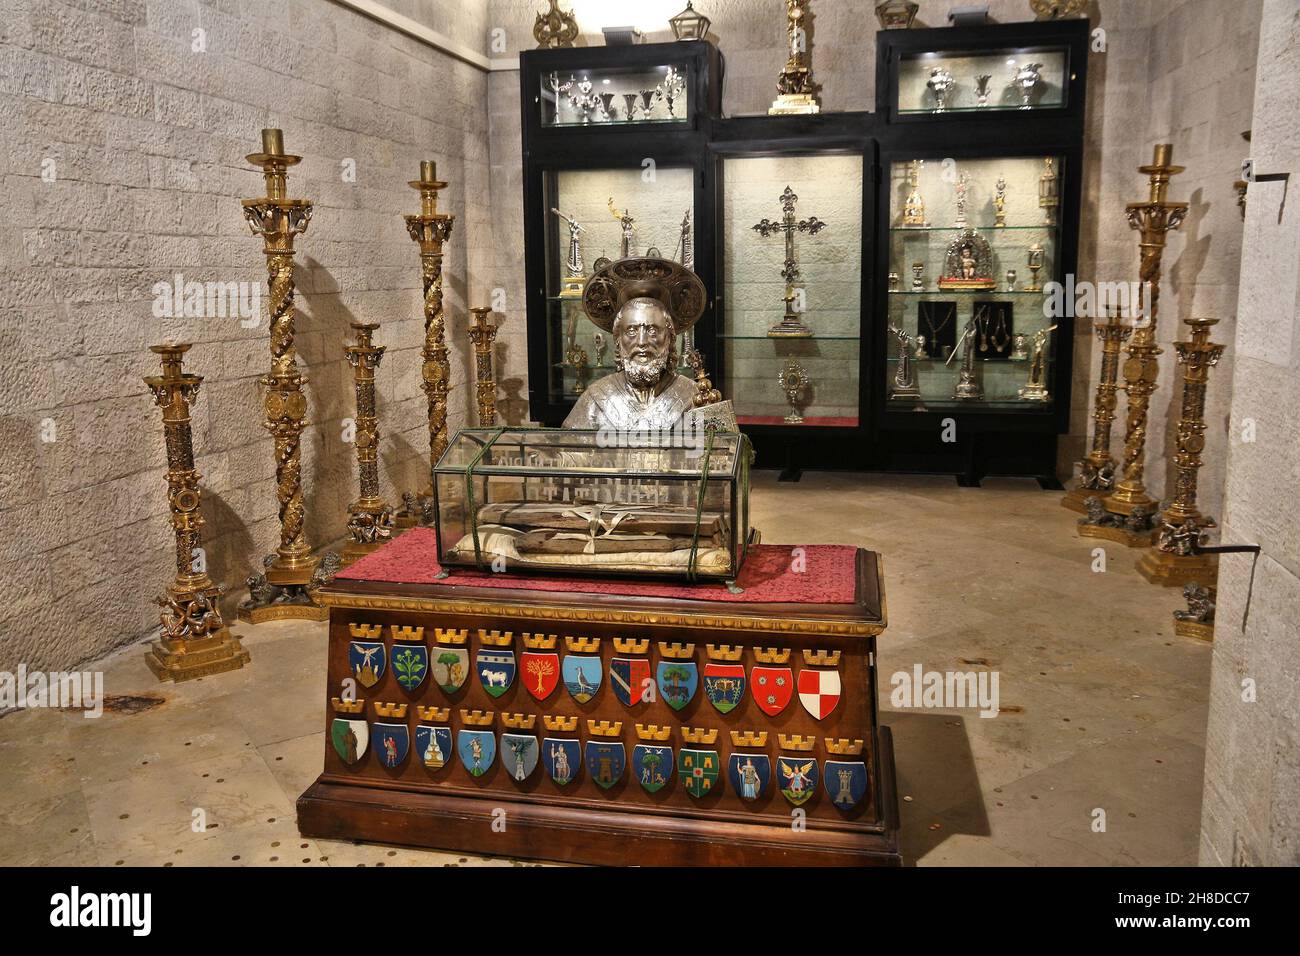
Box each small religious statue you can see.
[994,176,1007,226]
[1018,325,1057,400]
[608,197,636,259]
[916,333,928,360]
[889,326,921,401]
[778,359,811,424]
[563,257,710,431]
[975,73,993,107]
[593,331,607,368]
[902,159,928,226]
[953,171,970,228]
[551,207,585,296]
[911,260,925,291]
[947,317,983,400]
[939,229,995,290]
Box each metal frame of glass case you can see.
[432,428,752,586]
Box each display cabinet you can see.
[872,20,1088,484]
[709,114,873,476]
[433,428,752,584]
[522,39,722,140]
[521,41,720,426]
[877,20,1086,123]
[884,153,1064,410]
[520,22,1087,483]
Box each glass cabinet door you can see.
[544,166,696,404]
[720,154,862,428]
[886,154,1062,411]
[897,47,1070,114]
[540,63,692,128]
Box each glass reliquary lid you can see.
[435,428,745,479]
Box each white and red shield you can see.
[797,668,841,720]
[750,666,794,716]
[520,652,560,701]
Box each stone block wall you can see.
[1199,0,1300,867]
[0,0,493,672]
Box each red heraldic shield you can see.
[750,666,794,716]
[797,668,841,720]
[520,652,561,701]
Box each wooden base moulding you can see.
[297,547,901,866]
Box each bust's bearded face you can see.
[613,298,676,387]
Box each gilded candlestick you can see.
[404,160,456,503]
[467,307,504,427]
[1137,318,1224,587]
[1106,144,1188,524]
[238,128,332,622]
[342,323,394,567]
[144,344,250,681]
[1061,310,1133,513]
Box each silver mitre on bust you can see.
[564,257,731,433]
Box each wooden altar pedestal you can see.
[297,531,900,866]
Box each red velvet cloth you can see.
[337,527,857,604]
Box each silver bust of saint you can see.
[562,257,707,431]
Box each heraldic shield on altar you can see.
[728,752,771,800]
[458,729,497,777]
[520,652,560,701]
[562,655,602,703]
[432,647,469,693]
[825,760,869,810]
[632,744,673,793]
[543,737,581,785]
[331,718,368,765]
[585,740,626,789]
[371,722,409,768]
[415,725,452,771]
[656,660,698,711]
[349,641,385,689]
[477,648,516,697]
[501,733,539,781]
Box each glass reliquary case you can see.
[719,153,863,428]
[433,429,753,584]
[885,154,1062,411]
[544,166,697,404]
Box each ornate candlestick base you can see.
[146,582,251,682]
[767,309,814,338]
[144,342,250,682]
[341,510,395,567]
[1075,496,1156,547]
[237,552,337,624]
[1136,518,1218,587]
[1136,546,1218,587]
[1173,583,1215,642]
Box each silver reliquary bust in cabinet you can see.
[562,257,707,431]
